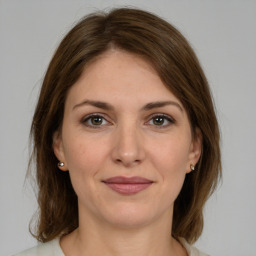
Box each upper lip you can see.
[103,176,153,184]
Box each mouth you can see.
[102,176,154,195]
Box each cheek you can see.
[62,136,105,200]
[151,137,191,174]
[149,136,191,196]
[62,135,106,182]
[63,128,107,167]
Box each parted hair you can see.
[30,7,221,243]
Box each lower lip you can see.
[104,183,152,195]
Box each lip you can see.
[102,176,154,195]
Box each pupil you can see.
[153,117,164,125]
[92,116,102,125]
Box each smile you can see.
[102,176,154,195]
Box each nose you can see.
[111,122,146,167]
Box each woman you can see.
[14,7,221,256]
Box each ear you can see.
[186,127,202,173]
[52,131,68,171]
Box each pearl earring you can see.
[58,162,65,167]
[190,164,195,171]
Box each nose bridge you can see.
[112,118,145,166]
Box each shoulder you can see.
[12,239,64,256]
[179,238,209,256]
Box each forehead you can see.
[65,49,182,108]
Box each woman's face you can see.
[53,50,201,229]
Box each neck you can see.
[60,209,187,256]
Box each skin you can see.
[53,49,201,256]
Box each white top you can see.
[13,238,209,256]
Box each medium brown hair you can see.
[29,7,221,243]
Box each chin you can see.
[98,202,168,229]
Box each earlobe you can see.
[52,131,68,171]
[187,128,202,173]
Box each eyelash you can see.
[81,113,175,129]
[146,114,175,128]
[81,113,110,129]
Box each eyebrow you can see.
[73,100,114,111]
[73,100,183,112]
[141,101,183,112]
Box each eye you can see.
[82,114,110,128]
[147,114,175,128]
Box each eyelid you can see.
[81,113,112,128]
[80,112,175,129]
[145,113,175,127]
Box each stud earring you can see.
[58,162,65,167]
[190,164,195,171]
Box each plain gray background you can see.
[1,1,256,255]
